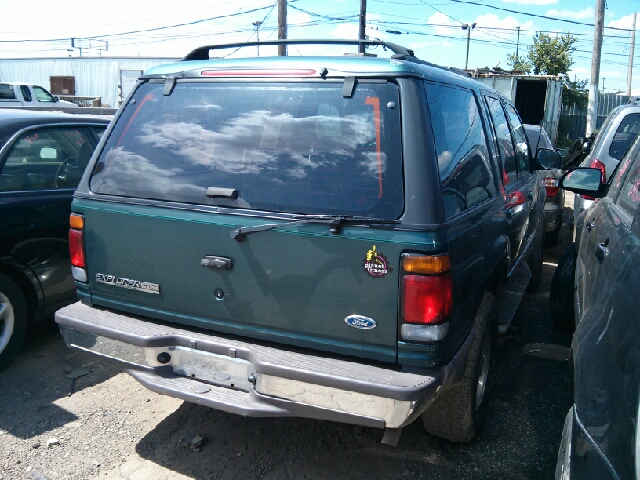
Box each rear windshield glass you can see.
[90,81,403,219]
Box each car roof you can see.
[0,109,111,146]
[144,55,492,93]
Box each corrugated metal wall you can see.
[0,57,179,108]
[560,93,633,141]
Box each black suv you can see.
[55,40,558,444]
[0,109,110,370]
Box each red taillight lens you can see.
[583,158,606,200]
[69,229,85,268]
[590,158,606,182]
[544,177,559,198]
[505,190,526,209]
[402,274,452,325]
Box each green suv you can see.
[55,40,558,444]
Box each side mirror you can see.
[582,142,591,154]
[53,95,60,102]
[534,148,562,170]
[40,147,57,159]
[560,167,608,198]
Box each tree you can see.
[562,78,589,110]
[506,53,532,74]
[527,32,577,75]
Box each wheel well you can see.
[0,261,38,324]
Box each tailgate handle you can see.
[201,256,233,270]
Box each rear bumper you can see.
[544,201,562,232]
[55,302,470,429]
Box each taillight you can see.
[583,158,606,200]
[402,274,452,324]
[69,214,87,282]
[400,254,452,342]
[544,177,559,198]
[505,191,526,209]
[590,158,606,182]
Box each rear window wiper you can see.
[231,215,399,241]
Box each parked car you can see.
[573,99,640,238]
[0,109,110,371]
[555,135,640,479]
[0,83,77,109]
[54,39,559,445]
[524,124,564,246]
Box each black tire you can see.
[550,244,576,332]
[527,224,545,292]
[0,273,28,372]
[421,292,498,442]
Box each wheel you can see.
[550,244,576,332]
[421,292,498,442]
[0,273,28,372]
[527,223,545,292]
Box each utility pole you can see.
[627,12,636,97]
[515,26,520,58]
[602,77,606,93]
[358,0,367,54]
[586,0,605,136]
[278,0,287,56]
[462,23,476,69]
[253,21,263,56]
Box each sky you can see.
[0,0,638,94]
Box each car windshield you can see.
[524,126,552,153]
[90,81,404,219]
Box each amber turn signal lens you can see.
[69,214,84,230]
[402,254,450,274]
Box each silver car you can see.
[573,100,640,237]
[524,124,563,246]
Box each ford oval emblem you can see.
[345,315,376,330]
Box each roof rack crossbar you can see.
[183,39,415,61]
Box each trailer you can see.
[470,71,563,147]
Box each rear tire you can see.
[527,224,545,292]
[550,244,576,332]
[0,273,28,372]
[421,292,497,442]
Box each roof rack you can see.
[183,39,415,61]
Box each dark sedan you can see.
[556,135,640,479]
[0,109,110,371]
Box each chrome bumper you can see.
[55,302,464,429]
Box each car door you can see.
[576,138,640,324]
[484,95,532,271]
[19,85,35,106]
[0,124,104,314]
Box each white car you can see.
[0,83,77,109]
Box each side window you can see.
[425,83,496,219]
[0,84,16,100]
[32,86,55,103]
[615,146,640,216]
[20,85,32,102]
[0,128,94,192]
[504,103,530,175]
[485,95,517,185]
[609,113,640,161]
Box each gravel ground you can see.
[0,198,576,480]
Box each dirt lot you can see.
[0,202,576,480]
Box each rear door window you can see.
[425,83,496,218]
[91,81,403,219]
[609,113,640,161]
[485,95,517,185]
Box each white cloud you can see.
[601,70,621,78]
[427,12,459,37]
[608,14,637,30]
[502,0,557,4]
[545,7,594,20]
[472,14,533,42]
[288,12,312,27]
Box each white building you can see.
[0,57,180,108]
